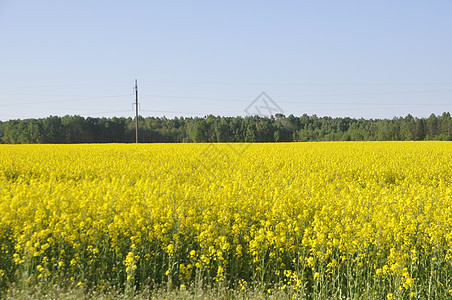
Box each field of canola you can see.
[1,142,452,298]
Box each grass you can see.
[2,279,387,300]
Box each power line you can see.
[77,110,133,115]
[0,94,133,107]
[140,109,215,115]
[2,80,451,121]
[141,89,452,105]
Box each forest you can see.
[0,112,451,144]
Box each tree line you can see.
[1,113,451,144]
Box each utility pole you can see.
[134,79,139,143]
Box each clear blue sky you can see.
[1,1,451,121]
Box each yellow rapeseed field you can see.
[1,142,452,298]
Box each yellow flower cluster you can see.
[0,142,452,298]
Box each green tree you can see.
[43,116,64,143]
[191,119,207,143]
